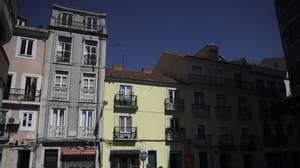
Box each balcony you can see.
[240,135,257,151]
[188,74,254,91]
[113,127,137,140]
[51,17,103,33]
[215,105,232,119]
[165,98,184,112]
[3,88,41,103]
[193,134,211,146]
[48,126,65,138]
[165,128,185,140]
[192,104,210,117]
[78,126,94,138]
[218,134,237,151]
[80,88,95,101]
[238,107,252,120]
[114,94,138,111]
[52,86,68,100]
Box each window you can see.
[119,116,132,133]
[54,71,68,88]
[283,16,300,49]
[234,73,242,88]
[241,127,249,137]
[119,85,133,99]
[50,108,65,127]
[82,73,95,90]
[194,92,205,105]
[213,68,222,77]
[238,96,247,112]
[259,99,268,115]
[263,124,272,136]
[191,66,201,75]
[24,76,38,101]
[86,17,97,31]
[20,111,35,131]
[3,74,13,99]
[216,94,226,106]
[286,123,295,136]
[168,89,178,103]
[61,13,73,27]
[83,40,97,65]
[56,36,71,63]
[197,125,206,140]
[170,118,180,131]
[17,38,36,58]
[256,79,265,95]
[80,109,94,127]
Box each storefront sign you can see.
[62,150,96,155]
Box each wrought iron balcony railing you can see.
[189,74,254,91]
[194,134,211,146]
[80,88,96,101]
[114,94,138,109]
[165,128,185,140]
[52,86,68,99]
[78,126,94,138]
[52,17,103,33]
[215,105,232,119]
[164,98,185,112]
[192,104,210,117]
[114,127,137,140]
[238,106,252,120]
[48,126,65,138]
[3,88,41,102]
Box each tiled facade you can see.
[37,4,107,168]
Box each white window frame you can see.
[15,37,37,59]
[7,72,16,89]
[55,36,72,63]
[60,12,73,27]
[54,71,69,88]
[79,109,95,128]
[119,116,132,133]
[82,39,99,66]
[86,17,98,31]
[49,107,66,127]
[20,73,42,90]
[19,110,36,131]
[81,73,96,90]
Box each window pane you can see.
[82,110,86,127]
[20,39,27,55]
[23,113,27,126]
[59,109,64,126]
[88,111,93,127]
[28,113,32,127]
[52,109,58,126]
[27,40,33,55]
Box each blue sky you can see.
[20,0,283,70]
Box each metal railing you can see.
[78,126,94,138]
[164,98,185,111]
[165,128,185,140]
[215,105,232,118]
[113,127,137,140]
[52,86,68,99]
[56,51,70,63]
[52,17,103,32]
[3,88,41,102]
[189,74,254,91]
[194,134,211,146]
[48,126,65,138]
[80,88,95,101]
[114,94,137,108]
[192,104,210,117]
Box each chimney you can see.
[141,68,152,74]
[195,43,219,61]
[112,64,123,71]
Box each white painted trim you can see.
[49,106,68,139]
[15,36,37,59]
[19,110,37,131]
[54,34,73,64]
[81,38,100,66]
[7,72,16,89]
[80,72,97,101]
[20,73,42,90]
[78,108,96,127]
[52,69,71,100]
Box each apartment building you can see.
[1,19,48,168]
[154,44,299,168]
[102,65,180,168]
[0,0,19,109]
[37,4,107,168]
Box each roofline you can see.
[53,4,106,18]
[13,25,49,39]
[105,76,179,87]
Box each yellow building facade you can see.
[102,65,185,168]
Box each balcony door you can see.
[119,116,132,133]
[197,125,206,140]
[168,89,178,104]
[3,74,12,99]
[194,92,205,105]
[24,76,37,101]
[216,94,226,106]
[50,108,65,127]
[120,85,132,101]
[170,118,180,132]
